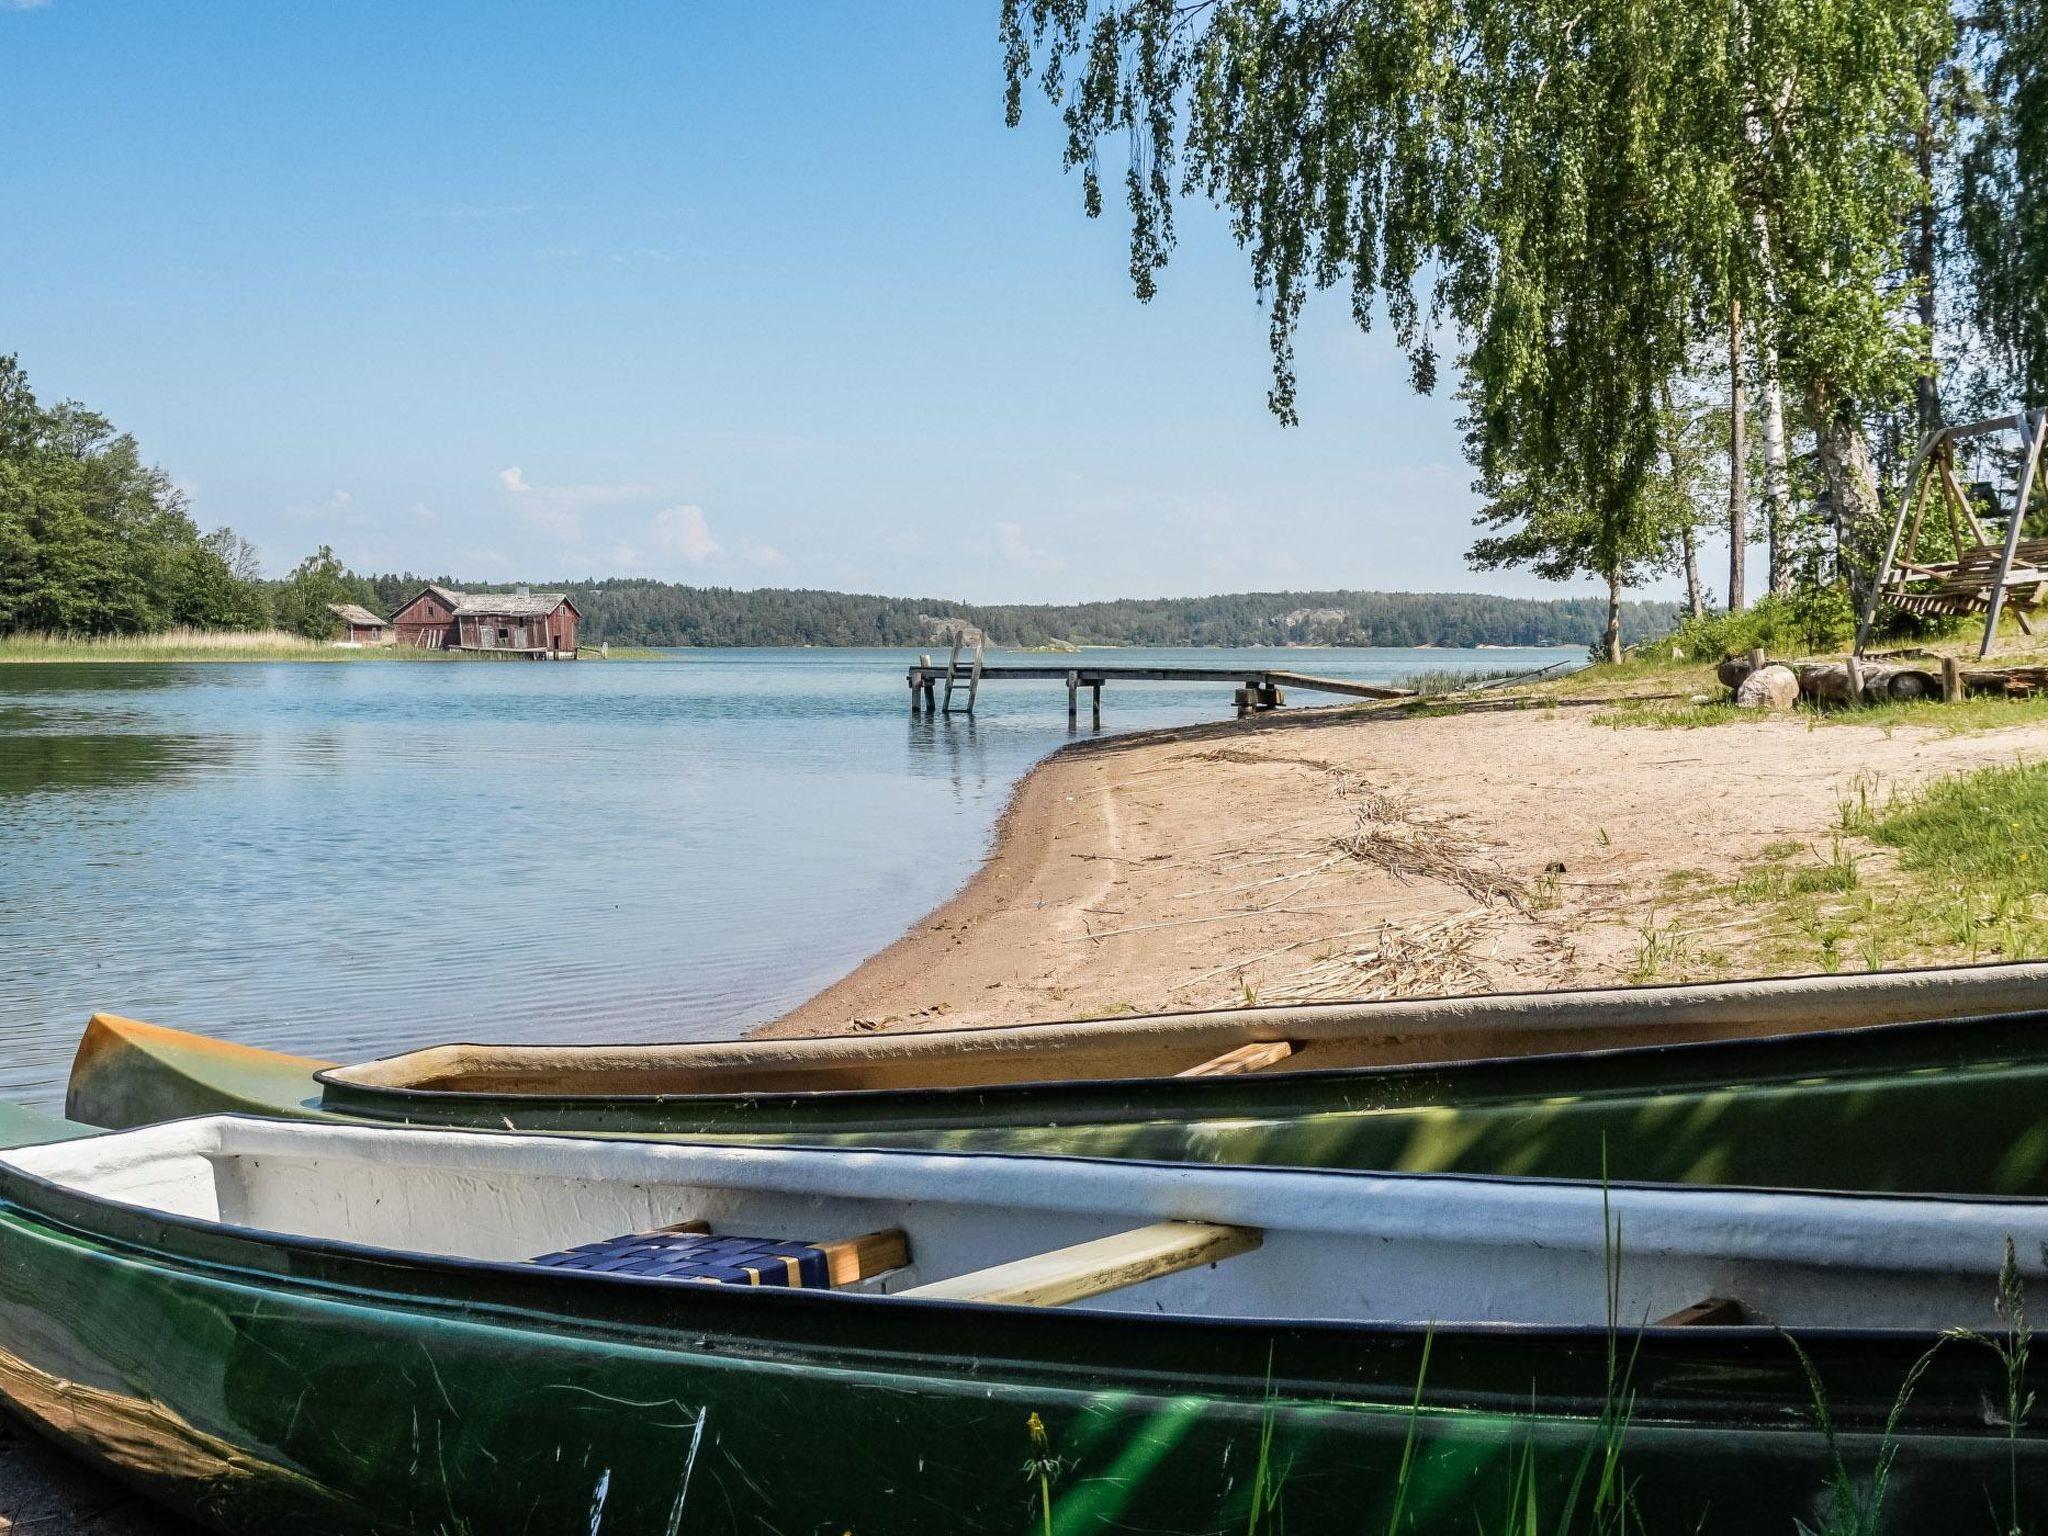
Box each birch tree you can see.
[1000,0,1942,639]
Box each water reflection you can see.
[0,732,233,797]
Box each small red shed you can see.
[325,603,393,645]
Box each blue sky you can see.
[1,2,1681,604]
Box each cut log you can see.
[1798,662,1859,705]
[899,1221,1261,1306]
[1798,661,1939,706]
[1178,1041,1296,1077]
[1962,665,2048,696]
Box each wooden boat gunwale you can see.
[305,1007,2048,1120]
[304,960,2048,1103]
[0,1115,2031,1434]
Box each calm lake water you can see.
[0,645,1578,1108]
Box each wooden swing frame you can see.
[1855,409,2048,659]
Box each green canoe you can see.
[0,1107,2045,1533]
[62,966,2048,1193]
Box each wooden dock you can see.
[905,657,1417,721]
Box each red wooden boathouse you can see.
[389,584,580,657]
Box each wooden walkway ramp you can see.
[905,659,1417,721]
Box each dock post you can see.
[1067,670,1079,724]
[1091,681,1102,725]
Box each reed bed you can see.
[0,628,345,662]
[0,628,506,663]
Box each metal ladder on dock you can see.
[941,632,986,714]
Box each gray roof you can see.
[453,592,573,618]
[327,603,389,628]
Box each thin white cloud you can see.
[745,543,786,568]
[996,520,1064,574]
[497,465,669,544]
[3,1,53,11]
[287,489,360,525]
[495,465,657,508]
[649,504,721,565]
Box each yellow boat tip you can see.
[77,1013,337,1071]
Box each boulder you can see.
[1716,657,1754,692]
[1735,663,1801,711]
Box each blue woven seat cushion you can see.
[532,1228,833,1288]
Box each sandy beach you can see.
[765,698,2048,1039]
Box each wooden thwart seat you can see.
[1177,1040,1296,1077]
[533,1222,909,1289]
[899,1220,1262,1306]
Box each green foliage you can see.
[0,356,271,638]
[269,546,356,640]
[1964,0,2048,405]
[1664,586,1858,659]
[999,0,1942,658]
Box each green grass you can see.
[1597,689,2048,735]
[1856,760,2048,897]
[1583,643,2048,736]
[1655,759,2048,978]
[1595,699,1758,729]
[1388,665,1526,695]
[1835,692,2048,735]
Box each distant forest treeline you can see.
[1,354,1678,651]
[351,574,1682,649]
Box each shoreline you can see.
[764,732,1116,1037]
[759,695,2048,1039]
